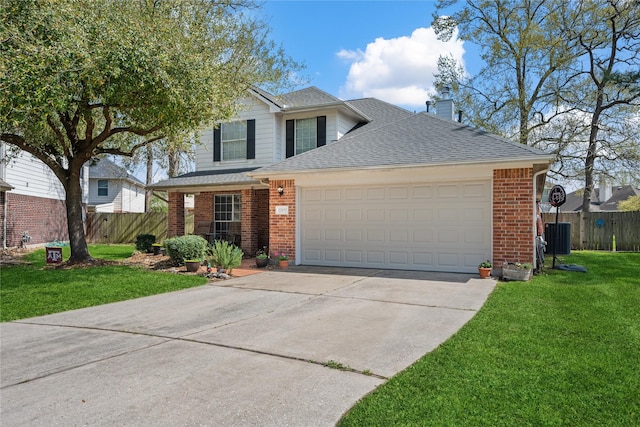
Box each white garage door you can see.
[299,181,491,273]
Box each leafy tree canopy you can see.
[0,0,300,261]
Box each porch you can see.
[168,188,269,257]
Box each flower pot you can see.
[478,267,491,278]
[278,260,289,269]
[502,263,532,281]
[256,257,269,268]
[185,260,201,273]
[152,245,162,255]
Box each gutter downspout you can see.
[533,167,550,270]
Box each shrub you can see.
[209,240,244,270]
[164,235,208,264]
[135,234,156,253]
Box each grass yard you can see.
[0,245,207,322]
[339,251,640,426]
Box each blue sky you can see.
[260,0,477,111]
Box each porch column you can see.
[168,191,185,237]
[241,189,258,256]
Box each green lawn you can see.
[339,251,640,426]
[0,245,207,322]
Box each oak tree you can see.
[1,0,298,261]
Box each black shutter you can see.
[213,126,221,162]
[317,116,326,147]
[246,119,255,159]
[285,119,295,158]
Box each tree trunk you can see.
[145,145,153,212]
[168,147,179,178]
[582,95,604,212]
[64,169,92,262]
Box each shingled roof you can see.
[150,168,261,191]
[253,106,552,175]
[88,158,144,185]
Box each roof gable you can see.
[88,158,144,186]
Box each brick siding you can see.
[168,192,185,237]
[269,179,296,262]
[493,168,534,265]
[3,192,69,247]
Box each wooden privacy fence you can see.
[86,212,167,244]
[86,212,194,243]
[541,211,640,251]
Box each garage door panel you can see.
[366,188,385,200]
[366,209,385,222]
[300,181,491,273]
[304,248,322,262]
[345,250,363,263]
[345,209,362,222]
[389,186,409,199]
[413,186,434,198]
[389,251,409,265]
[366,229,385,242]
[367,251,385,264]
[325,209,342,222]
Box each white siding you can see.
[195,97,276,172]
[3,148,66,201]
[88,178,145,212]
[336,111,361,140]
[121,182,145,212]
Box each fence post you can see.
[579,211,585,250]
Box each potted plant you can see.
[255,249,269,268]
[478,260,492,278]
[276,252,289,269]
[184,259,202,273]
[152,243,163,255]
[502,262,533,281]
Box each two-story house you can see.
[88,158,146,213]
[151,86,554,273]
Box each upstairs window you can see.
[286,116,326,158]
[295,118,317,155]
[97,179,108,196]
[214,120,255,162]
[221,121,247,161]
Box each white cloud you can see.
[338,27,465,108]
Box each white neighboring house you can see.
[88,158,146,213]
[0,142,89,248]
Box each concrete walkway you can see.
[0,267,495,426]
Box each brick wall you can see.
[168,192,185,237]
[269,179,296,262]
[4,192,69,247]
[191,189,269,256]
[493,168,534,265]
[256,189,269,250]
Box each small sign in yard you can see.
[46,247,63,264]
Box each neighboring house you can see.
[151,86,554,273]
[559,185,640,212]
[88,158,146,213]
[0,143,89,248]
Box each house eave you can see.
[150,181,269,193]
[249,156,555,180]
[282,101,372,122]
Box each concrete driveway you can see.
[0,267,495,426]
